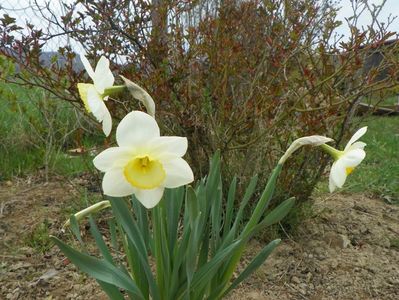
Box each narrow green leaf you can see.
[185,214,202,288]
[97,280,125,300]
[165,187,184,255]
[221,239,281,297]
[51,236,144,299]
[255,197,296,230]
[222,175,258,247]
[131,195,150,250]
[88,216,114,264]
[69,215,84,246]
[233,175,258,230]
[210,173,222,253]
[223,176,237,237]
[170,225,191,296]
[241,164,283,238]
[186,186,199,229]
[152,203,171,296]
[108,219,118,251]
[184,240,242,298]
[110,198,160,300]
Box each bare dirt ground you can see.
[1,178,398,300]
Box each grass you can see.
[363,90,399,107]
[24,219,53,253]
[0,81,101,180]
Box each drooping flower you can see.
[93,111,194,208]
[77,55,115,136]
[321,127,367,192]
[278,135,334,165]
[121,75,156,117]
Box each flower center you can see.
[77,83,92,112]
[124,156,166,189]
[345,167,354,175]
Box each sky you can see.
[1,0,399,51]
[334,0,399,38]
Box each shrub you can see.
[1,0,398,206]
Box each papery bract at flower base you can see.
[321,127,367,192]
[278,135,334,165]
[78,55,115,136]
[93,111,194,208]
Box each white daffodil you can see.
[78,55,115,136]
[321,127,367,192]
[93,111,194,208]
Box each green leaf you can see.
[108,219,118,251]
[51,236,144,299]
[184,240,242,298]
[164,187,184,253]
[131,195,150,250]
[256,197,296,230]
[223,176,237,237]
[186,186,199,229]
[69,214,84,246]
[152,203,172,296]
[88,216,114,264]
[222,175,258,247]
[241,164,283,238]
[206,151,223,253]
[125,237,149,298]
[221,239,281,297]
[110,198,160,300]
[97,281,126,300]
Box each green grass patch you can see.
[24,219,53,253]
[362,90,399,107]
[0,81,101,180]
[380,95,398,106]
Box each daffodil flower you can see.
[93,111,194,208]
[321,127,367,192]
[278,135,334,165]
[78,55,115,136]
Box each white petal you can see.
[87,86,105,121]
[102,104,113,136]
[93,56,114,94]
[340,149,366,168]
[330,160,347,189]
[329,172,338,193]
[344,127,367,151]
[102,168,136,197]
[80,55,95,80]
[116,111,160,147]
[162,158,194,188]
[134,187,164,209]
[279,135,333,164]
[93,147,133,172]
[148,137,188,159]
[347,141,367,151]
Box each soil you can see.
[1,178,398,300]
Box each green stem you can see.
[103,85,126,96]
[320,144,342,160]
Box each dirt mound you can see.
[228,193,399,300]
[1,180,398,299]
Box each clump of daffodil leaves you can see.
[52,56,367,300]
